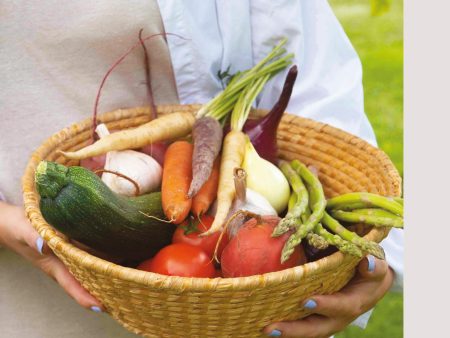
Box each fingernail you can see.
[268,329,282,337]
[90,306,102,313]
[303,299,317,309]
[367,255,376,272]
[36,236,44,255]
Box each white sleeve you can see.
[254,0,378,147]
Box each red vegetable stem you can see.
[94,169,140,196]
[244,65,298,164]
[92,32,187,141]
[138,29,157,120]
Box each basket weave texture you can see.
[22,105,401,338]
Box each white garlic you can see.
[96,124,162,196]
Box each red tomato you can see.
[172,214,228,259]
[137,243,216,278]
[221,216,307,278]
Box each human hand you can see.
[263,255,395,338]
[0,202,104,312]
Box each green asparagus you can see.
[330,209,403,228]
[322,212,385,259]
[327,192,403,217]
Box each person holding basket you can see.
[0,1,403,337]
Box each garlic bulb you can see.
[231,188,278,216]
[96,124,162,196]
[209,168,278,238]
[209,168,277,219]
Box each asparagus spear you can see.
[273,161,309,237]
[327,192,403,217]
[314,223,363,258]
[281,160,326,263]
[306,230,329,250]
[288,193,297,212]
[322,212,385,259]
[394,197,404,206]
[330,208,404,228]
[305,205,363,257]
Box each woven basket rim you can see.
[22,104,401,291]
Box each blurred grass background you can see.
[328,0,403,337]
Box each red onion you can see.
[243,65,298,164]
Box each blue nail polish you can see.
[36,237,44,255]
[304,299,317,309]
[268,329,282,337]
[90,306,102,313]
[367,255,376,272]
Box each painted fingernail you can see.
[36,236,44,255]
[268,329,282,337]
[90,306,103,313]
[303,299,317,309]
[367,255,376,272]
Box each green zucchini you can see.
[35,161,175,261]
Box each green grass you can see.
[328,1,404,337]
[330,0,403,175]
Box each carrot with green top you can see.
[203,74,272,236]
[161,141,193,224]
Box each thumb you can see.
[357,255,389,280]
[22,226,52,256]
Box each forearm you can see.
[0,201,32,253]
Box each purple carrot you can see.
[188,116,223,198]
[243,65,298,164]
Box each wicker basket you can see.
[22,104,401,338]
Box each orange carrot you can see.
[191,157,220,217]
[161,141,193,224]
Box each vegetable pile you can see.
[35,38,404,278]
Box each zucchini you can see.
[35,161,175,261]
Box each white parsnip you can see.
[203,130,246,235]
[61,112,196,160]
